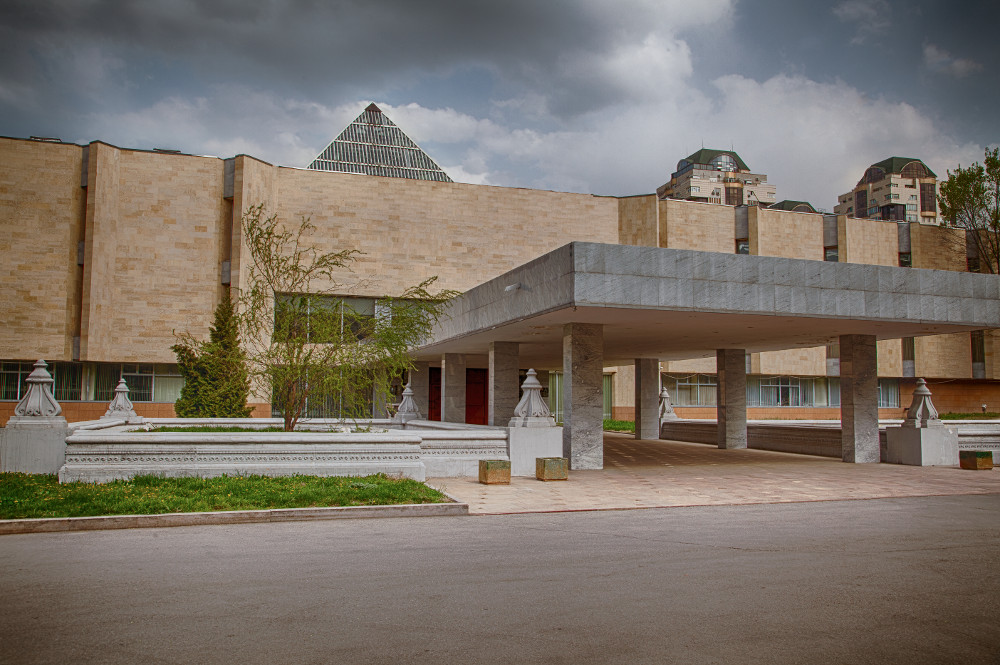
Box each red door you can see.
[428,367,441,421]
[465,368,488,425]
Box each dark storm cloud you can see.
[0,0,677,118]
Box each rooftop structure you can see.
[768,200,817,213]
[834,157,938,224]
[307,103,453,182]
[657,148,775,207]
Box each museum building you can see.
[2,105,998,426]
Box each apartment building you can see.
[656,148,776,208]
[834,157,939,224]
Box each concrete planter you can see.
[478,459,511,485]
[536,457,568,481]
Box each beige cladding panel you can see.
[270,169,619,295]
[837,216,898,266]
[0,139,86,360]
[915,333,972,379]
[877,339,903,377]
[617,195,658,247]
[665,357,717,373]
[82,147,228,363]
[659,199,735,253]
[231,156,277,295]
[909,223,965,271]
[750,207,824,260]
[758,347,826,376]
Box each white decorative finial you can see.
[659,386,679,422]
[902,378,941,428]
[392,379,422,423]
[508,369,555,428]
[13,360,63,418]
[102,378,140,421]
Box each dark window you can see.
[972,331,986,364]
[920,183,936,212]
[902,337,915,362]
[898,252,912,267]
[725,187,743,206]
[968,255,981,272]
[736,239,750,254]
[855,190,867,218]
[824,247,839,262]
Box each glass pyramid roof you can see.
[308,103,453,182]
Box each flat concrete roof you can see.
[414,242,1000,369]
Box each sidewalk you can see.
[428,432,1000,514]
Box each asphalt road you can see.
[1,495,998,664]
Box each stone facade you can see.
[2,135,999,425]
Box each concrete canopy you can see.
[414,242,1000,368]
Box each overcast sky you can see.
[1,0,996,209]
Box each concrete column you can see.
[717,349,747,449]
[488,342,520,426]
[634,358,661,440]
[563,323,604,469]
[840,334,879,463]
[409,362,430,419]
[441,353,467,423]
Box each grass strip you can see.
[603,419,635,433]
[0,473,448,520]
[938,412,1000,420]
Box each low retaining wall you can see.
[59,430,427,483]
[45,418,563,482]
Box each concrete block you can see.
[885,426,959,466]
[959,450,993,470]
[0,419,68,474]
[536,457,568,481]
[478,459,511,484]
[508,427,563,475]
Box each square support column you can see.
[409,362,430,419]
[717,349,747,449]
[489,342,520,426]
[563,323,604,469]
[634,358,661,440]
[441,353,467,424]
[840,334,879,463]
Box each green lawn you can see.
[603,419,635,433]
[939,413,1000,420]
[0,473,449,520]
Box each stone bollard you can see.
[392,379,422,424]
[885,378,958,466]
[0,360,69,473]
[507,369,562,475]
[659,386,679,424]
[101,378,143,423]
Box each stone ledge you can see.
[0,502,469,535]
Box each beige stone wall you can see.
[758,347,826,376]
[664,357,716,373]
[877,339,903,377]
[618,195,658,247]
[837,216,898,266]
[658,199,735,253]
[749,207,824,260]
[266,167,619,296]
[909,222,965,271]
[915,333,971,379]
[0,138,86,361]
[81,143,229,363]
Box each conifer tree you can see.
[172,293,252,418]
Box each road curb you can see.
[0,502,469,535]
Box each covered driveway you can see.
[413,242,1000,468]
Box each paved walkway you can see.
[428,432,1000,514]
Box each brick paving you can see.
[427,432,1000,515]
